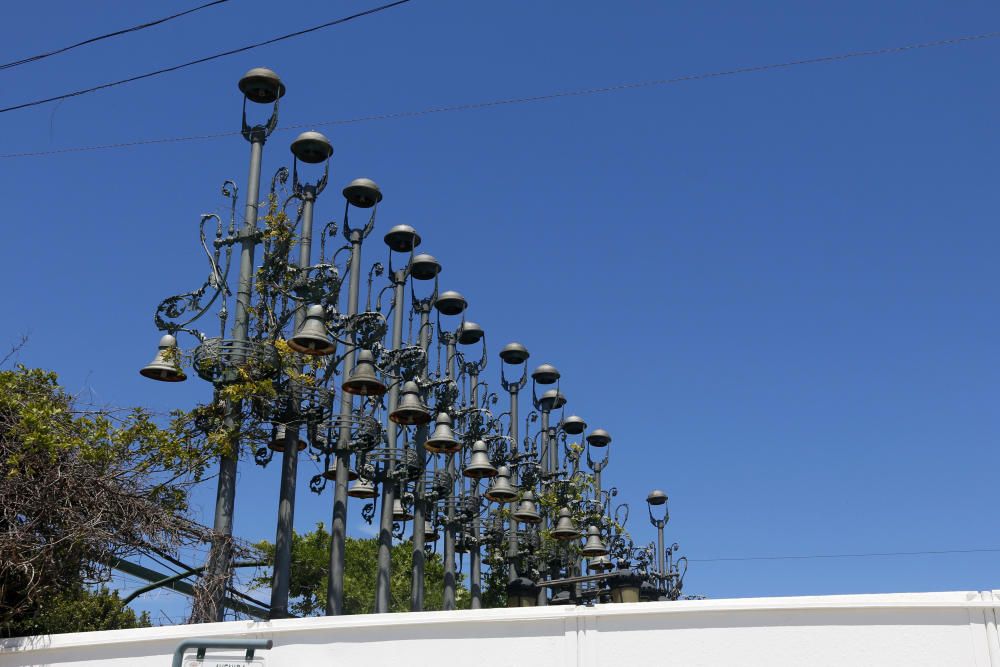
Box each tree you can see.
[5,587,151,637]
[255,524,468,615]
[0,365,205,637]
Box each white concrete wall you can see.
[4,590,1000,667]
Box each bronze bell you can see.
[580,525,608,558]
[531,363,560,385]
[434,290,467,317]
[424,412,460,454]
[288,305,335,355]
[343,178,382,208]
[484,466,518,503]
[392,498,413,522]
[390,381,432,425]
[463,440,497,479]
[588,555,613,572]
[560,415,587,435]
[424,523,440,542]
[512,490,542,524]
[342,349,386,396]
[268,423,306,453]
[586,428,612,447]
[537,389,567,412]
[290,131,333,164]
[551,507,579,541]
[238,67,285,104]
[347,476,377,499]
[139,334,186,382]
[321,456,359,481]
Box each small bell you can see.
[588,555,613,573]
[343,177,382,208]
[586,428,612,447]
[139,334,186,382]
[321,456,359,481]
[390,381,432,425]
[581,525,608,558]
[392,498,413,522]
[484,466,518,503]
[288,305,335,355]
[341,349,386,396]
[512,490,542,524]
[463,440,497,479]
[347,476,377,499]
[424,523,440,542]
[424,413,460,454]
[551,507,579,541]
[268,424,306,453]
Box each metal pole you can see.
[657,522,666,586]
[201,129,265,623]
[327,228,364,615]
[269,186,316,618]
[443,334,457,610]
[507,383,519,583]
[537,407,549,607]
[375,270,406,612]
[469,371,481,610]
[410,303,431,611]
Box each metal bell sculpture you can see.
[588,555,614,572]
[341,349,387,396]
[462,440,497,479]
[484,466,518,503]
[392,497,414,522]
[389,381,432,425]
[321,456,359,481]
[580,525,608,558]
[347,476,377,499]
[512,490,542,524]
[424,412,460,454]
[139,335,186,382]
[269,423,306,452]
[288,305,335,355]
[551,507,580,541]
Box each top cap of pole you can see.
[238,67,285,103]
[343,178,382,208]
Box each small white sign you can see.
[184,657,265,667]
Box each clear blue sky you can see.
[2,0,999,618]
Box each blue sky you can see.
[2,0,999,619]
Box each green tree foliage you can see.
[5,587,151,637]
[255,524,469,615]
[0,365,204,636]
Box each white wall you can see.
[4,590,1000,667]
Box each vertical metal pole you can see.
[469,371,481,610]
[443,335,457,610]
[375,270,406,613]
[537,408,549,607]
[507,383,519,583]
[410,304,431,611]
[327,229,364,615]
[270,186,316,618]
[657,523,666,587]
[202,130,265,623]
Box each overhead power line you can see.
[0,0,413,115]
[2,27,997,159]
[691,547,1000,563]
[0,0,232,72]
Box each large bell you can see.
[531,363,560,384]
[463,440,497,479]
[434,290,467,316]
[586,428,612,447]
[560,415,587,435]
[347,476,377,498]
[512,490,542,524]
[290,131,333,164]
[389,381,432,425]
[581,525,608,558]
[321,456,359,481]
[343,178,382,208]
[424,412,460,454]
[588,555,613,573]
[499,341,530,365]
[288,305,335,355]
[551,507,579,541]
[139,334,186,382]
[457,321,484,345]
[238,67,285,103]
[392,498,413,522]
[268,423,306,453]
[484,466,518,503]
[409,253,441,281]
[384,224,421,252]
[342,349,386,396]
[538,389,567,412]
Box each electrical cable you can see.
[1,27,995,159]
[0,0,413,115]
[0,0,232,72]
[690,547,1000,563]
